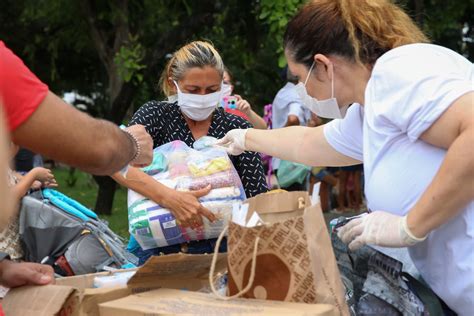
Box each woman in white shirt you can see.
[217,0,473,314]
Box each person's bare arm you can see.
[246,110,268,129]
[112,167,216,226]
[246,125,360,166]
[11,167,56,201]
[11,171,38,201]
[338,92,474,250]
[234,95,267,129]
[407,92,474,237]
[12,91,152,175]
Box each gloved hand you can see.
[337,211,427,251]
[215,129,249,156]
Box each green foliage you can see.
[114,36,146,85]
[399,0,473,58]
[65,167,78,187]
[258,0,306,67]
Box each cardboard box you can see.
[3,253,226,316]
[99,288,337,316]
[2,284,80,316]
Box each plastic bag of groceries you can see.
[128,137,246,250]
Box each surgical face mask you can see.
[174,81,222,121]
[294,62,348,119]
[221,83,233,97]
[167,94,178,103]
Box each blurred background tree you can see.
[0,0,471,215]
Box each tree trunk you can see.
[107,81,136,124]
[93,175,117,215]
[94,82,136,215]
[82,0,134,215]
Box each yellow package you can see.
[188,157,230,177]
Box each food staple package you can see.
[128,137,246,250]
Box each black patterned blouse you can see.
[129,101,268,197]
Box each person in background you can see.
[307,113,338,212]
[271,67,311,191]
[221,67,267,129]
[113,41,268,264]
[337,164,363,213]
[309,167,338,212]
[217,0,473,313]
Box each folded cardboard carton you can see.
[3,253,226,316]
[99,288,337,316]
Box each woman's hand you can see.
[161,185,217,228]
[216,129,249,156]
[337,211,427,250]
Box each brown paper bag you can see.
[210,191,349,316]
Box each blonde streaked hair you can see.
[160,41,224,96]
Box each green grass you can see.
[52,167,129,239]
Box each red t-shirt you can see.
[0,41,48,132]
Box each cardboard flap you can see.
[127,253,227,287]
[55,271,108,289]
[54,268,138,290]
[99,288,336,316]
[246,191,310,214]
[3,284,78,316]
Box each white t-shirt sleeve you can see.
[367,46,474,142]
[323,104,364,161]
[287,101,304,124]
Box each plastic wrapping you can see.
[128,137,246,250]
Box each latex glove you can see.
[215,129,248,156]
[337,211,427,251]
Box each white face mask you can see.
[294,62,348,119]
[174,81,222,121]
[167,94,178,102]
[221,83,233,97]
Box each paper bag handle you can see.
[298,197,306,209]
[209,225,260,300]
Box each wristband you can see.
[119,125,140,178]
[121,128,141,164]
